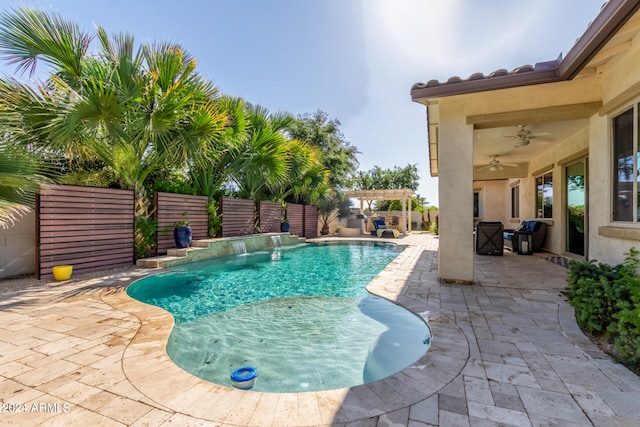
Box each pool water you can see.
[127,242,431,392]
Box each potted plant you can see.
[280,217,290,233]
[280,200,290,233]
[173,212,192,248]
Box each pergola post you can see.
[360,199,365,235]
[408,196,412,232]
[401,195,407,234]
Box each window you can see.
[511,185,520,218]
[612,106,638,222]
[536,172,553,219]
[473,191,479,218]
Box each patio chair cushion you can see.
[513,220,547,251]
[372,219,387,230]
[372,219,398,238]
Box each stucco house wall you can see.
[0,212,35,278]
[473,180,508,225]
[587,32,640,265]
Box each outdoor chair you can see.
[504,220,547,253]
[372,219,399,238]
[475,221,504,255]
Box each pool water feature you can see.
[231,240,247,254]
[127,242,431,392]
[270,234,282,247]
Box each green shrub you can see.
[429,216,439,235]
[608,249,640,363]
[566,258,624,334]
[135,216,157,259]
[207,199,222,238]
[611,290,640,363]
[565,248,640,368]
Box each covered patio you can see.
[410,0,640,284]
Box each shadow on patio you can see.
[327,234,640,426]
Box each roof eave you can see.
[558,0,640,79]
[411,68,559,102]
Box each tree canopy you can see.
[287,110,359,190]
[353,163,421,210]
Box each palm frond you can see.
[0,7,92,79]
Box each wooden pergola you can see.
[345,189,416,235]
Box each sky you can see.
[0,0,607,206]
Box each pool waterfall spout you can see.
[231,240,247,254]
[270,235,282,247]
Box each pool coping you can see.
[106,236,469,425]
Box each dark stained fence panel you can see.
[221,197,255,237]
[259,201,282,233]
[37,185,134,279]
[155,192,209,254]
[304,205,318,238]
[286,203,304,237]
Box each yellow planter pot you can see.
[52,265,73,281]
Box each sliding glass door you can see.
[566,160,586,256]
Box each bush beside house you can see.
[565,249,640,372]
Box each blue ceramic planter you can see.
[174,226,192,248]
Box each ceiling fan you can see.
[505,125,554,147]
[477,155,518,172]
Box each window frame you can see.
[536,171,553,219]
[510,184,520,219]
[611,103,639,223]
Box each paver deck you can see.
[0,233,639,426]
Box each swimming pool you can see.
[127,241,431,392]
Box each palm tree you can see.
[268,138,329,205]
[188,95,248,201]
[0,7,227,255]
[227,103,291,201]
[0,142,54,228]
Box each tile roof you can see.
[411,0,640,101]
[411,59,561,98]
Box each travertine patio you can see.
[0,233,639,426]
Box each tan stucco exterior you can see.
[0,211,35,278]
[413,2,640,281]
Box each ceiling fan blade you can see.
[503,163,518,167]
[476,165,491,171]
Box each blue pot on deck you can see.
[280,222,290,233]
[174,226,192,248]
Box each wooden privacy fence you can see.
[220,199,318,238]
[37,185,134,279]
[304,205,318,238]
[220,197,255,237]
[258,200,282,233]
[155,192,208,254]
[35,185,319,278]
[287,203,304,237]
